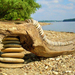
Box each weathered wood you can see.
[0,20,75,58]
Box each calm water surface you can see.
[42,22,75,33]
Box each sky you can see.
[31,0,75,21]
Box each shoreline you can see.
[38,22,51,26]
[0,20,51,26]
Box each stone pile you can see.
[0,35,25,68]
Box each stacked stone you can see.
[0,35,25,67]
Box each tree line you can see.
[63,18,75,22]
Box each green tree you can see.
[0,0,41,20]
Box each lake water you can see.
[42,22,75,33]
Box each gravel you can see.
[0,30,75,75]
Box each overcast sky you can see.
[31,0,75,21]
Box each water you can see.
[42,22,75,33]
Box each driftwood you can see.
[0,19,75,68]
[0,19,75,57]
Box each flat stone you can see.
[0,63,24,68]
[0,57,24,63]
[2,38,19,41]
[3,44,21,48]
[1,53,25,58]
[2,41,20,44]
[1,48,24,52]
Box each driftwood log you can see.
[0,19,75,68]
[0,19,75,57]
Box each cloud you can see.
[32,0,75,20]
[54,9,66,13]
[50,3,73,10]
[69,0,75,3]
[61,5,73,9]
[37,0,59,5]
[36,9,44,13]
[37,0,73,10]
[37,0,48,5]
[68,3,73,6]
[53,0,59,3]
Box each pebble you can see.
[49,58,55,61]
[0,72,7,75]
[62,65,66,68]
[45,66,48,69]
[52,71,59,75]
[66,70,72,73]
[24,73,27,75]
[56,58,60,61]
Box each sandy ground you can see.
[39,22,51,26]
[0,29,75,75]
